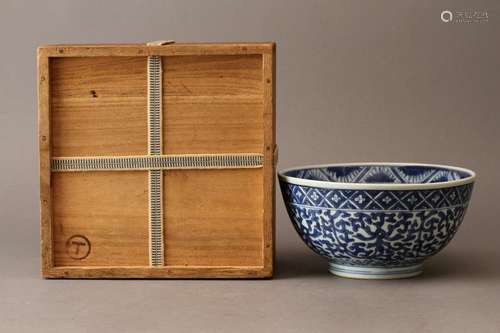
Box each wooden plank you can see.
[163,169,263,267]
[164,55,263,96]
[163,96,263,154]
[52,172,149,267]
[162,54,264,155]
[262,45,276,276]
[50,56,148,157]
[38,51,53,277]
[44,266,269,279]
[38,43,275,58]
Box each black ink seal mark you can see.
[66,235,91,260]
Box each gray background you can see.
[1,0,499,332]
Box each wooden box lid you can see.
[38,42,276,278]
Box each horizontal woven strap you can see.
[51,154,264,172]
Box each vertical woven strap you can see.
[148,55,162,155]
[149,170,163,266]
[148,55,164,266]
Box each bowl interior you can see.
[281,164,473,184]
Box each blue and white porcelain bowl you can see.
[278,163,475,279]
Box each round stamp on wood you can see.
[66,235,91,260]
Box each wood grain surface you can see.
[50,56,148,156]
[164,169,263,267]
[52,172,149,267]
[39,43,276,278]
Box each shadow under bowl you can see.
[278,162,475,280]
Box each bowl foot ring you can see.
[329,262,423,280]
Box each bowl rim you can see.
[278,162,476,190]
